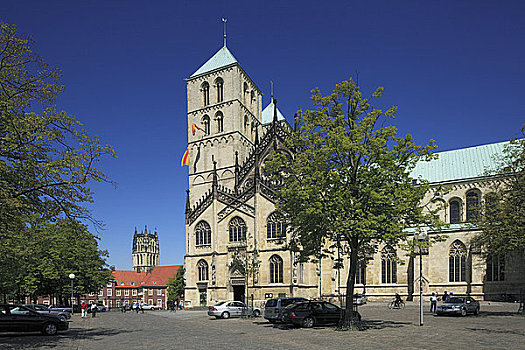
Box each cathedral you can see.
[132,226,160,273]
[183,41,524,308]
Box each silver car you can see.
[208,301,262,319]
[23,304,71,319]
[436,296,480,316]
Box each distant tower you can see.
[132,226,160,273]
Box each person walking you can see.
[140,301,144,314]
[90,301,97,318]
[135,301,139,314]
[430,292,437,313]
[179,300,183,310]
[80,300,88,318]
[442,291,449,302]
[121,302,126,313]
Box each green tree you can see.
[0,21,115,234]
[474,124,525,255]
[268,78,443,328]
[167,266,185,302]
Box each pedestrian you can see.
[442,291,449,302]
[430,292,437,313]
[80,300,88,318]
[91,301,97,318]
[121,302,126,313]
[179,300,183,310]
[140,301,144,314]
[135,301,139,314]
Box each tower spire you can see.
[270,81,274,102]
[222,18,227,47]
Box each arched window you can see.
[250,90,255,106]
[229,217,246,242]
[215,111,224,133]
[466,191,480,221]
[269,255,283,283]
[243,82,249,104]
[355,260,366,285]
[201,82,210,106]
[197,260,209,281]
[215,77,224,103]
[381,246,397,284]
[195,221,211,246]
[202,115,210,135]
[486,254,505,281]
[267,212,286,239]
[449,240,467,282]
[449,199,461,223]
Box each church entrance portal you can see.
[233,285,245,303]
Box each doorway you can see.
[199,288,207,307]
[233,285,245,303]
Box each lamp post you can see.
[417,229,427,327]
[69,273,75,315]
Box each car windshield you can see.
[447,297,465,303]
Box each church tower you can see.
[132,226,160,273]
[185,40,263,202]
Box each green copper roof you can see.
[261,100,286,124]
[410,141,508,183]
[190,46,238,78]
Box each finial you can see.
[134,227,137,234]
[222,18,227,47]
[144,225,148,234]
[270,81,274,102]
[273,98,278,124]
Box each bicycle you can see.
[388,300,405,309]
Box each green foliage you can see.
[474,123,525,255]
[0,21,116,232]
[0,219,111,302]
[267,78,442,327]
[167,266,185,302]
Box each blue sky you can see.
[3,0,524,269]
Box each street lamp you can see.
[417,228,427,327]
[69,273,75,315]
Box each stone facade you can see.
[183,44,524,308]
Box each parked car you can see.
[281,301,361,328]
[48,305,73,314]
[140,303,156,311]
[436,296,480,316]
[87,303,107,313]
[208,301,262,319]
[264,297,308,323]
[22,304,71,319]
[353,294,368,305]
[0,304,69,335]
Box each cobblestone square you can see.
[0,302,523,350]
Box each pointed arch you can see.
[197,259,209,281]
[266,212,286,240]
[195,221,211,246]
[269,255,283,283]
[449,240,467,282]
[449,197,462,223]
[228,216,246,242]
[466,190,480,221]
[381,245,397,284]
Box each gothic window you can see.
[228,217,247,242]
[195,221,211,246]
[381,246,397,284]
[269,255,283,283]
[449,199,461,223]
[202,115,210,135]
[201,82,210,106]
[355,260,366,285]
[215,111,224,133]
[250,90,255,106]
[267,212,286,240]
[449,240,467,282]
[466,190,480,221]
[215,77,224,103]
[197,260,209,281]
[486,254,505,281]
[243,82,249,104]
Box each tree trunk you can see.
[342,239,359,328]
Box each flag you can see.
[192,123,203,135]
[181,148,189,166]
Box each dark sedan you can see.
[282,301,361,328]
[436,296,480,316]
[0,304,69,335]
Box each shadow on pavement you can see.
[464,327,525,336]
[359,319,412,330]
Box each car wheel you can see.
[302,316,315,328]
[461,308,467,317]
[474,307,479,315]
[221,311,230,319]
[253,310,260,317]
[42,323,58,336]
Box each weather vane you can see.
[222,18,227,47]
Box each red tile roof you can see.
[112,265,181,288]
